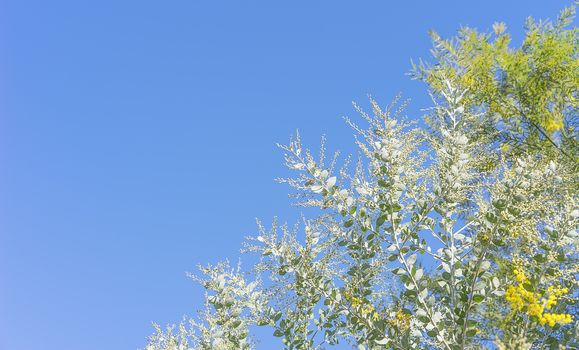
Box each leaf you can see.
[378,179,389,188]
[326,176,337,188]
[376,214,388,228]
[472,295,484,303]
[441,263,451,273]
[485,212,497,224]
[349,205,357,214]
[375,338,389,345]
[533,254,547,263]
[466,329,477,337]
[555,253,566,262]
[492,199,506,210]
[311,185,324,193]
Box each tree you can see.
[411,5,578,161]
[144,5,578,350]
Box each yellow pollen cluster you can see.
[514,269,527,284]
[387,309,411,332]
[500,143,510,153]
[505,269,573,327]
[344,291,380,321]
[540,313,573,327]
[543,114,564,133]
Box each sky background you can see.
[0,1,570,349]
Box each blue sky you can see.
[0,1,568,349]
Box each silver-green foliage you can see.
[144,10,578,350]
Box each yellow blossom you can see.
[387,309,411,332]
[505,268,573,327]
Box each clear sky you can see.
[0,1,569,349]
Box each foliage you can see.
[411,4,579,161]
[144,6,578,350]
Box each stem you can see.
[395,236,453,350]
[459,249,489,349]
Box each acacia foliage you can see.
[144,6,578,350]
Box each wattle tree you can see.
[144,5,578,350]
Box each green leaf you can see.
[492,199,506,210]
[485,212,497,224]
[378,179,389,188]
[391,268,403,275]
[376,214,387,228]
[472,295,484,303]
[555,253,566,262]
[533,254,546,263]
[391,203,402,212]
[427,329,438,337]
[417,315,429,323]
[466,329,477,337]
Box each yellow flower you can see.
[388,309,411,332]
[543,114,564,133]
[505,268,573,327]
[345,291,381,320]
